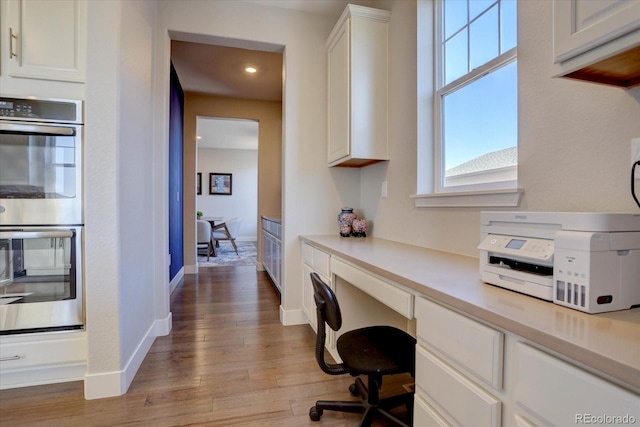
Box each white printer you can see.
[478,211,640,313]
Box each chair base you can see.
[309,376,413,427]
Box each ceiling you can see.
[171,42,284,102]
[196,117,259,150]
[171,0,377,150]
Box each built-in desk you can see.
[299,235,640,426]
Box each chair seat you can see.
[337,326,415,376]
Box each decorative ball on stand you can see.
[352,218,367,237]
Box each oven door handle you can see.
[0,122,76,136]
[0,230,73,240]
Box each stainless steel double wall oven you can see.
[0,96,84,335]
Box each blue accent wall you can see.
[169,62,184,280]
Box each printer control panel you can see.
[478,234,554,262]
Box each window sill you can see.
[411,188,523,208]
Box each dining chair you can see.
[211,217,242,255]
[196,219,215,259]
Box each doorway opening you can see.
[169,38,283,278]
[196,117,259,267]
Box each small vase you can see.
[338,208,356,237]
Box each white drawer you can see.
[313,248,330,277]
[415,345,502,427]
[301,243,331,277]
[0,331,87,370]
[515,343,640,426]
[330,257,413,319]
[302,242,314,265]
[415,297,503,389]
[414,393,452,427]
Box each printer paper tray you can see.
[481,265,553,301]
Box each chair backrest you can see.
[224,217,242,238]
[311,272,341,331]
[310,272,348,375]
[196,220,211,244]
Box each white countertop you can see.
[299,235,640,392]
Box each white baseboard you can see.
[84,316,165,399]
[279,306,307,326]
[169,267,184,294]
[184,263,197,275]
[153,311,172,337]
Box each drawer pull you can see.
[0,355,21,361]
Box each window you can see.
[435,0,518,192]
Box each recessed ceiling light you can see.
[245,67,257,74]
[196,136,202,139]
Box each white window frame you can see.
[413,0,522,208]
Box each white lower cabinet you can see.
[301,242,331,332]
[262,217,281,291]
[414,394,452,427]
[415,296,503,427]
[416,345,502,427]
[414,296,640,427]
[0,330,87,388]
[514,343,640,426]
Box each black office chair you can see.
[308,272,416,427]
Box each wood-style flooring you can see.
[0,266,412,426]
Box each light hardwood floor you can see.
[0,266,412,426]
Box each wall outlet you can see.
[633,138,640,179]
[381,180,388,198]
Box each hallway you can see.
[0,267,411,426]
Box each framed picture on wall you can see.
[196,173,202,195]
[209,173,232,195]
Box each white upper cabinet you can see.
[553,0,640,88]
[326,5,390,167]
[4,0,86,83]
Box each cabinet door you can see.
[263,230,272,275]
[274,238,281,289]
[6,0,86,82]
[554,0,640,63]
[327,20,350,164]
[415,345,502,427]
[515,342,640,426]
[302,263,317,330]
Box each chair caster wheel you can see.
[349,383,359,396]
[309,406,323,421]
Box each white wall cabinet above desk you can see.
[553,0,640,88]
[326,5,390,167]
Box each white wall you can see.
[359,0,640,258]
[197,148,258,240]
[84,0,169,399]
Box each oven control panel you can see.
[0,100,36,118]
[0,97,82,123]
